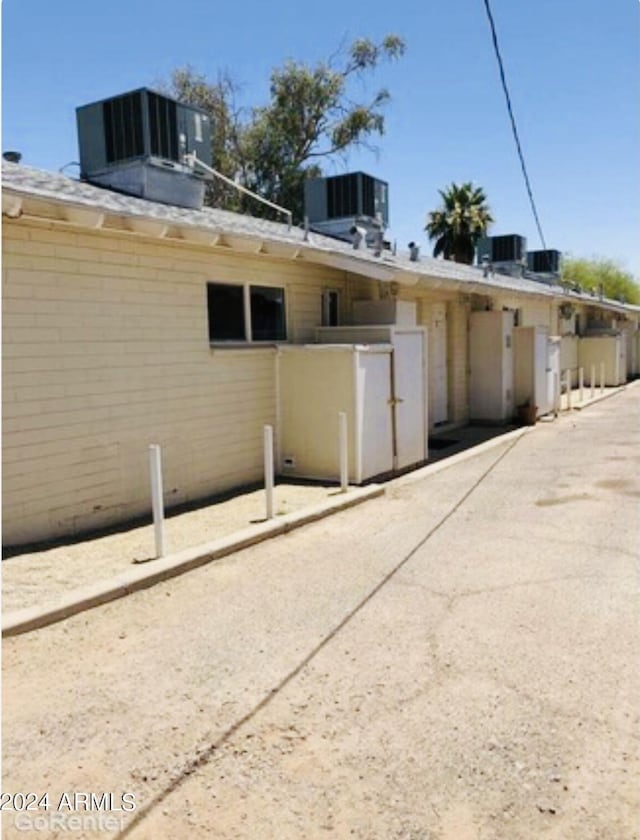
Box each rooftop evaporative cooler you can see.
[76,88,212,209]
[303,172,389,243]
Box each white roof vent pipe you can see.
[350,224,367,250]
[480,253,494,278]
[408,242,419,262]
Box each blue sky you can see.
[3,0,639,276]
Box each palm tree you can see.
[425,182,493,264]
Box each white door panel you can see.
[357,352,395,480]
[392,332,426,468]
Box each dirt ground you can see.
[2,387,638,840]
[2,482,336,614]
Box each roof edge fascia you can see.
[3,185,638,317]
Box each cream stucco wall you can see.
[492,294,555,331]
[2,220,348,545]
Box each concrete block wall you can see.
[493,294,554,330]
[445,297,469,424]
[2,220,347,546]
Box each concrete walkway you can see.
[559,383,624,412]
[2,381,625,636]
[3,426,534,635]
[1,484,384,636]
[2,384,638,840]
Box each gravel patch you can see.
[2,483,337,614]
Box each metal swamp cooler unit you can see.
[303,172,389,242]
[76,88,212,209]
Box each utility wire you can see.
[482,0,547,251]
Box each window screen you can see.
[250,286,286,341]
[322,290,340,326]
[207,284,245,341]
[207,283,287,342]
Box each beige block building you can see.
[3,163,638,547]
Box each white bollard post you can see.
[578,367,584,403]
[565,369,572,410]
[553,372,560,416]
[600,361,605,394]
[263,425,274,520]
[590,364,595,399]
[338,412,348,493]
[149,444,165,559]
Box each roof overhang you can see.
[301,248,411,284]
[2,183,413,283]
[3,183,638,317]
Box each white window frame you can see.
[207,281,288,345]
[322,289,341,327]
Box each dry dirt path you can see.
[2,483,339,614]
[2,386,639,840]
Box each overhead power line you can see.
[482,0,547,250]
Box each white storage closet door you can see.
[546,339,560,413]
[533,328,550,415]
[356,350,395,481]
[392,331,426,468]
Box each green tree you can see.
[165,68,248,211]
[425,182,494,264]
[561,256,640,304]
[165,35,405,221]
